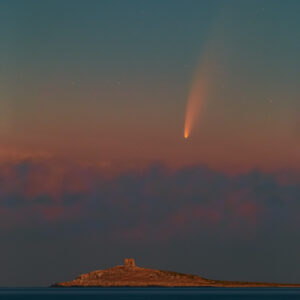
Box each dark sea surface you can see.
[1,287,300,299]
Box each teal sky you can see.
[0,0,299,286]
[0,0,299,172]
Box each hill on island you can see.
[52,258,300,287]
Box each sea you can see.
[1,288,300,299]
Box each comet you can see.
[183,31,217,139]
[184,69,207,139]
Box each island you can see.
[52,258,300,287]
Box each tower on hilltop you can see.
[124,258,135,267]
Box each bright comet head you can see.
[184,130,189,139]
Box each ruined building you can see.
[124,258,135,267]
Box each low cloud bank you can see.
[0,159,299,286]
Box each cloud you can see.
[0,158,300,286]
[0,159,299,239]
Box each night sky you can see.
[0,0,300,286]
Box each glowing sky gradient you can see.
[0,0,300,286]
[0,0,299,174]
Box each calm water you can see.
[1,287,300,299]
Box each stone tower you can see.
[124,258,135,267]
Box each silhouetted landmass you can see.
[52,258,300,287]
